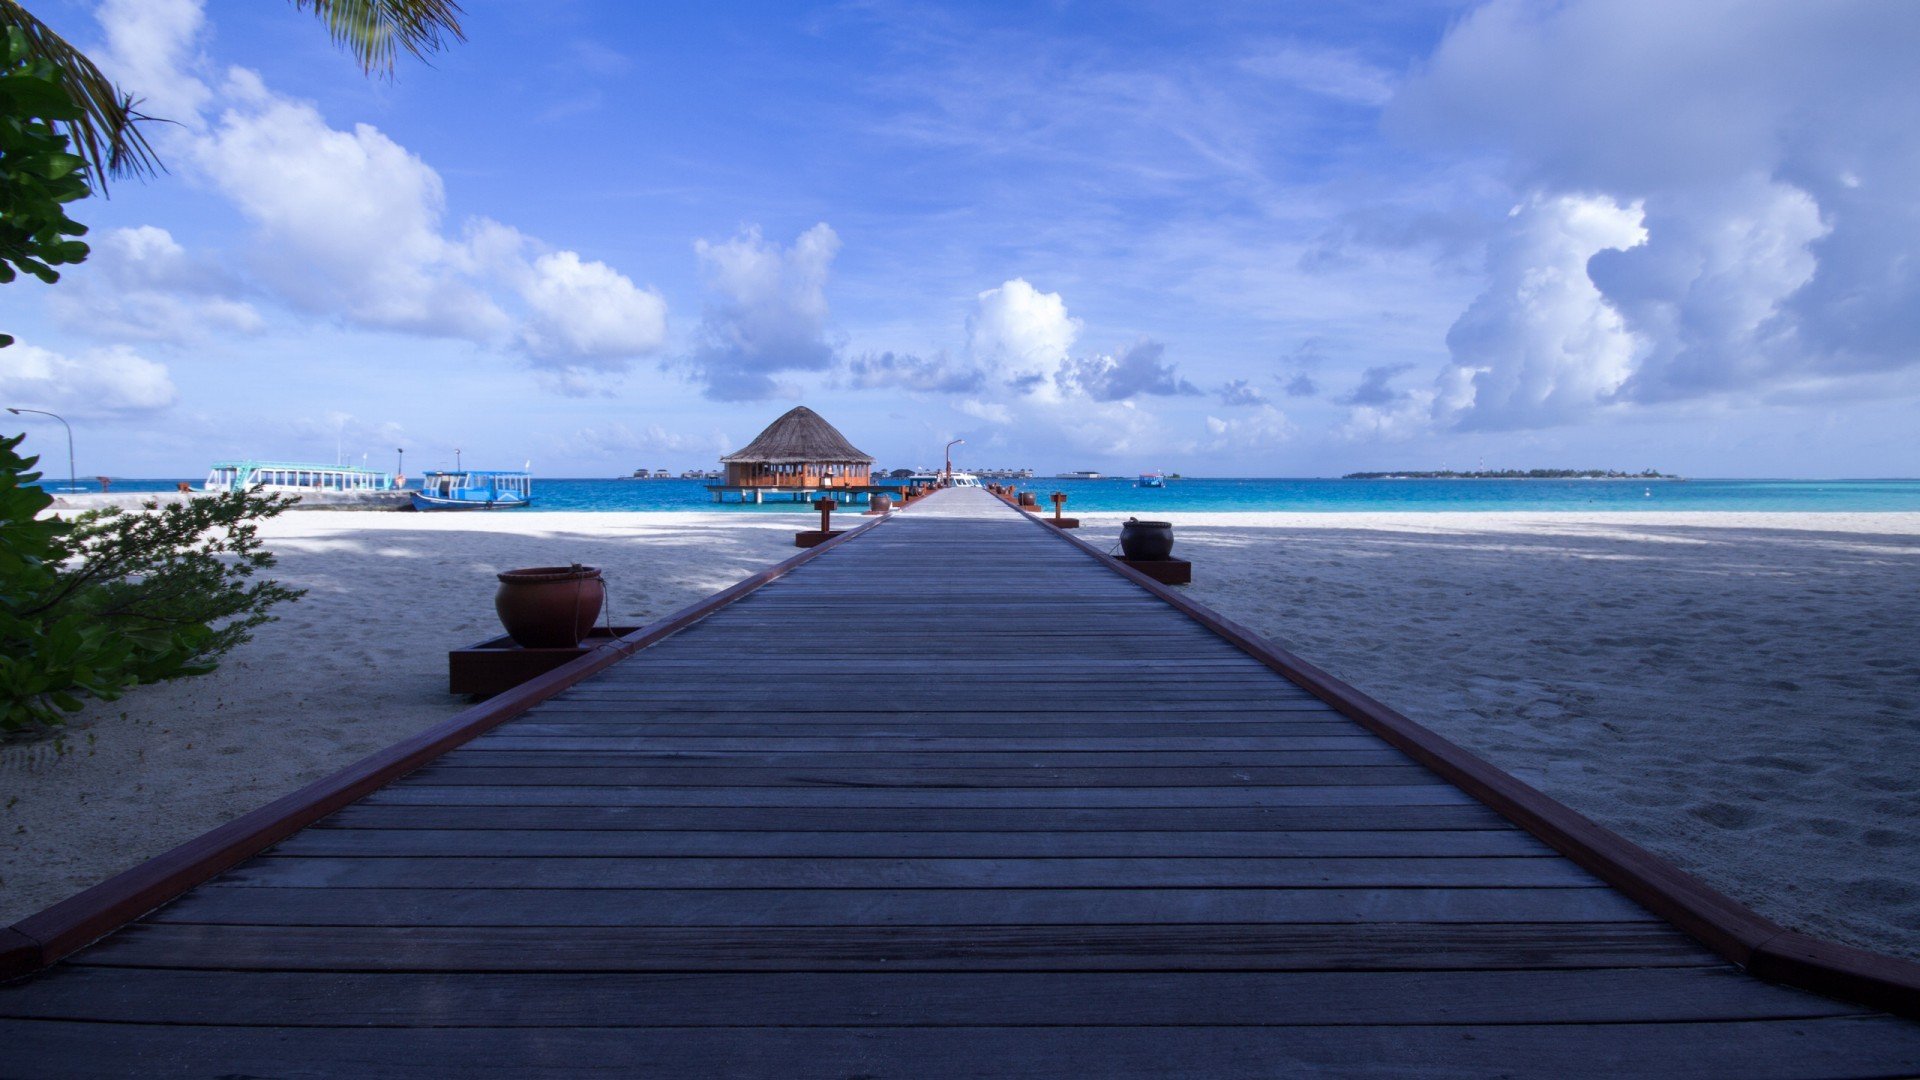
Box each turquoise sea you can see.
[48,476,1920,512]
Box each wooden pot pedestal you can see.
[449,626,638,697]
[1046,517,1080,529]
[1117,557,1191,585]
[794,529,845,548]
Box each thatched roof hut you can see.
[720,406,874,487]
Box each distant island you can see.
[1343,468,1682,480]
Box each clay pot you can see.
[1018,492,1039,507]
[1120,518,1175,561]
[871,494,893,512]
[495,564,605,648]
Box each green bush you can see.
[0,434,305,733]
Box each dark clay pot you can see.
[1120,518,1175,561]
[871,494,893,512]
[495,564,605,648]
[1018,492,1038,507]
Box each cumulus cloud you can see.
[842,350,985,393]
[1393,0,1920,426]
[967,279,1081,398]
[1434,194,1646,430]
[687,224,841,401]
[0,343,177,415]
[48,226,264,342]
[1056,338,1199,401]
[513,249,670,365]
[87,1,669,378]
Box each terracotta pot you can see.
[495,564,605,648]
[871,494,893,512]
[1018,492,1039,507]
[1120,518,1175,561]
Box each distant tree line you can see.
[1342,468,1681,480]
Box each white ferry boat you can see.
[903,471,982,488]
[204,460,397,494]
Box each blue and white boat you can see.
[1137,470,1167,488]
[411,469,532,510]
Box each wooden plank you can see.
[359,784,1479,808]
[70,921,1717,973]
[8,1016,1920,1079]
[312,803,1519,833]
[3,968,1858,1027]
[215,855,1600,889]
[431,749,1415,767]
[148,885,1655,927]
[272,828,1555,859]
[393,765,1442,787]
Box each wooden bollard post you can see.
[1048,491,1079,529]
[796,498,842,548]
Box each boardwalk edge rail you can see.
[0,510,895,981]
[1021,503,1920,1019]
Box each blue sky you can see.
[4,0,1919,478]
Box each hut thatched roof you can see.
[720,406,874,465]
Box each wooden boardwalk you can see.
[4,486,1919,1076]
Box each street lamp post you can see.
[455,447,462,472]
[7,407,76,493]
[944,438,964,486]
[396,447,405,487]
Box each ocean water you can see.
[46,476,1920,512]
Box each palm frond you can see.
[0,0,159,184]
[291,0,466,75]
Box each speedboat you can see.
[1137,471,1167,488]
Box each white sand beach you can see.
[4,508,1917,963]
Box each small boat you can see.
[902,471,982,489]
[411,469,532,510]
[1137,471,1167,488]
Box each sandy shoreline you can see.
[4,508,1917,963]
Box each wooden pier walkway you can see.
[3,486,1918,1076]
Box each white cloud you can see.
[1435,194,1646,430]
[84,1,670,382]
[1393,0,1920,422]
[688,224,841,400]
[48,226,263,342]
[513,250,669,365]
[967,279,1081,399]
[0,343,177,415]
[191,69,508,338]
[95,0,211,125]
